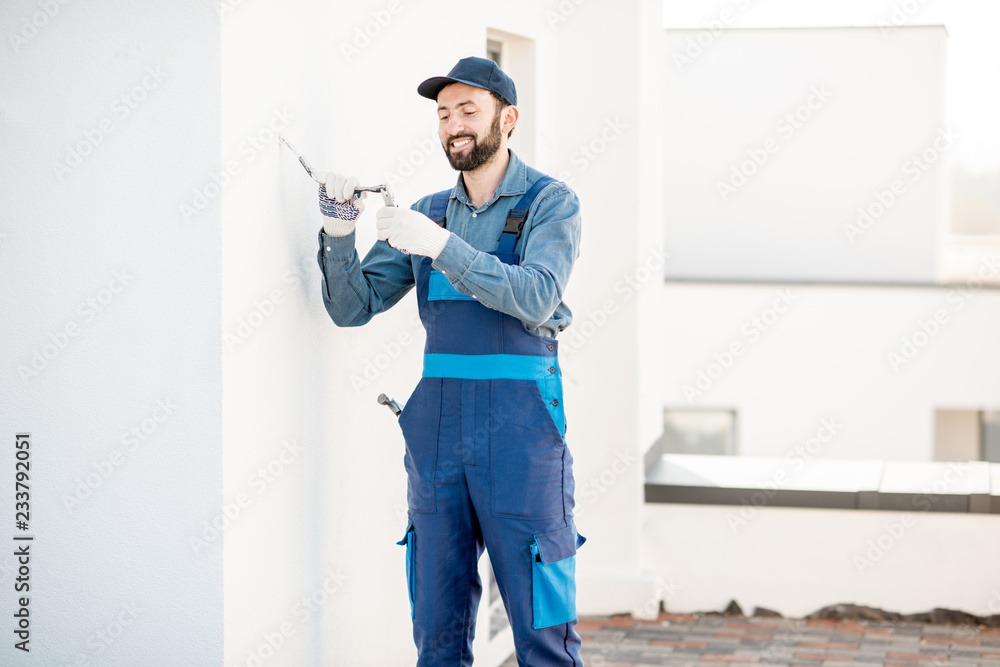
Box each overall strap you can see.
[496,175,556,257]
[428,189,451,228]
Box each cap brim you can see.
[417,75,487,101]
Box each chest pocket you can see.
[427,269,477,301]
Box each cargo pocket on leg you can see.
[529,524,587,629]
[396,520,416,619]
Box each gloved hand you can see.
[317,171,367,237]
[375,207,451,259]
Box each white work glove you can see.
[317,171,367,237]
[375,207,451,259]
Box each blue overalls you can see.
[395,177,586,666]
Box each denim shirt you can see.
[315,150,581,339]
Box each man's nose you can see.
[446,116,466,136]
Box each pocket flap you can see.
[533,524,585,565]
[428,269,477,301]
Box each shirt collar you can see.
[451,149,527,209]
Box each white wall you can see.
[642,503,1000,617]
[662,26,949,284]
[549,0,677,617]
[220,1,594,665]
[0,0,656,664]
[643,21,1000,621]
[0,1,221,664]
[660,281,1000,461]
[7,3,982,663]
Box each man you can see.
[315,56,585,666]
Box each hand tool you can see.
[377,393,402,418]
[279,134,397,207]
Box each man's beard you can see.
[443,112,503,172]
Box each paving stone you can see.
[504,614,1000,666]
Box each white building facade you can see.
[3,1,1000,666]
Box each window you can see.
[934,409,1000,463]
[655,409,737,458]
[982,410,1000,463]
[485,29,537,165]
[486,38,503,67]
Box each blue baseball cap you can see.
[417,56,517,106]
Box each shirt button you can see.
[548,366,556,374]
[472,294,478,299]
[551,399,559,407]
[471,212,477,218]
[547,344,555,351]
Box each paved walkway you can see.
[502,613,1000,666]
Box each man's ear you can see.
[503,105,519,135]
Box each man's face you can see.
[437,82,504,172]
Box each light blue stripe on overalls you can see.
[422,353,566,437]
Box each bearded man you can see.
[315,56,585,666]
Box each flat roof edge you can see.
[662,24,948,33]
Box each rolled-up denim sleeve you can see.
[315,227,415,327]
[430,183,581,331]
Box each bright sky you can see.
[663,0,1000,174]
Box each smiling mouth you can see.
[450,137,473,152]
